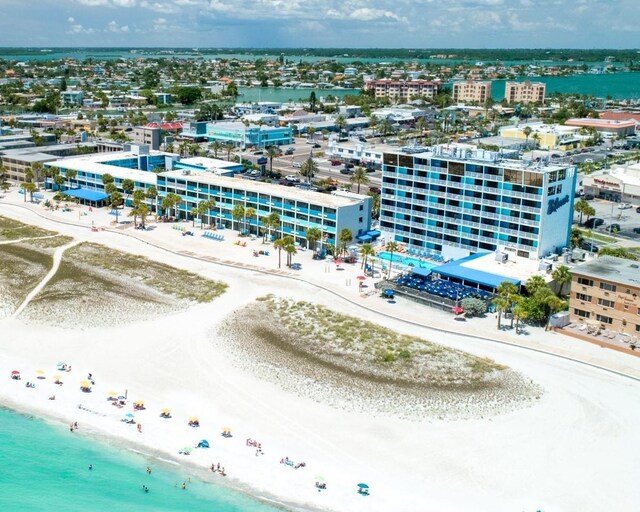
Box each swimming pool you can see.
[376,251,437,270]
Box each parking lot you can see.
[575,197,640,244]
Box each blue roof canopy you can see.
[64,188,109,202]
[413,252,520,290]
[356,234,372,242]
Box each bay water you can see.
[0,407,287,512]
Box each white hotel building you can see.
[380,144,577,260]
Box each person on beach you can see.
[74,422,78,430]
[70,423,74,432]
[137,423,142,433]
[49,395,55,400]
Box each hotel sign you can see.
[547,194,569,215]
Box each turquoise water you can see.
[0,407,284,512]
[376,251,436,270]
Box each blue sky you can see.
[0,0,638,48]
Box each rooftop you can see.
[159,170,368,208]
[573,256,640,286]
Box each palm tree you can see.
[231,203,245,232]
[350,166,369,194]
[512,301,529,334]
[21,182,36,202]
[378,118,393,137]
[122,179,134,204]
[551,265,572,297]
[244,206,256,234]
[338,228,353,257]
[266,146,279,175]
[224,142,234,161]
[65,169,77,190]
[368,114,378,136]
[306,126,316,141]
[335,114,347,135]
[53,175,65,192]
[385,240,398,278]
[522,126,532,148]
[570,228,583,249]
[359,243,375,270]
[262,211,280,241]
[282,235,297,267]
[137,203,149,228]
[574,198,590,224]
[305,226,322,252]
[299,155,318,183]
[273,237,286,268]
[162,192,182,218]
[496,281,519,329]
[110,191,123,223]
[494,296,509,329]
[145,185,158,214]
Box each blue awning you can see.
[366,230,381,238]
[356,234,372,242]
[64,188,109,202]
[417,252,520,290]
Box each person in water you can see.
[142,485,149,493]
[88,464,93,470]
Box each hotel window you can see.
[574,308,590,318]
[599,282,617,292]
[577,278,593,287]
[598,298,615,308]
[636,325,640,332]
[576,293,591,302]
[596,314,613,325]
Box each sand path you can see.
[10,238,81,319]
[0,234,59,245]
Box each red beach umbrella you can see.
[451,306,464,315]
[11,371,20,375]
[356,275,367,281]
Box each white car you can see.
[618,203,632,209]
[292,162,302,168]
[285,175,300,182]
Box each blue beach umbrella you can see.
[357,483,369,489]
[125,413,135,418]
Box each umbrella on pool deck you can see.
[334,258,343,265]
[357,483,369,489]
[451,306,464,315]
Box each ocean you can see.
[0,407,286,512]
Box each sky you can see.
[0,0,638,48]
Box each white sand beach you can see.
[1,193,640,512]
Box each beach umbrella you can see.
[56,361,66,368]
[357,483,369,489]
[356,275,367,281]
[11,370,20,376]
[189,416,199,422]
[334,258,343,265]
[107,390,117,396]
[179,447,192,455]
[160,408,171,414]
[125,413,135,418]
[315,476,325,483]
[383,289,394,297]
[222,426,231,432]
[451,306,464,315]
[36,370,45,377]
[80,380,90,387]
[117,395,126,400]
[53,374,62,380]
[133,399,144,405]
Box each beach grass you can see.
[229,296,521,387]
[65,242,228,303]
[0,215,57,241]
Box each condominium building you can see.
[380,144,577,260]
[569,256,640,334]
[452,81,492,104]
[132,126,161,150]
[364,80,439,101]
[504,81,546,104]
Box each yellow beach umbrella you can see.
[80,380,90,387]
[222,426,231,432]
[188,416,199,422]
[161,408,171,413]
[108,390,118,396]
[53,374,62,380]
[133,399,144,405]
[36,370,45,377]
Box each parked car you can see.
[330,159,341,166]
[253,150,263,155]
[633,227,640,234]
[618,203,632,209]
[584,217,604,229]
[636,206,640,213]
[608,223,621,233]
[344,163,355,169]
[312,143,321,148]
[368,186,381,195]
[284,175,300,182]
[285,147,295,155]
[340,168,353,175]
[292,162,301,168]
[583,193,595,200]
[581,241,600,253]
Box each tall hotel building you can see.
[452,81,492,103]
[380,145,577,260]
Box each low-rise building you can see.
[569,256,640,335]
[452,81,492,104]
[581,163,640,203]
[504,81,545,104]
[60,90,84,106]
[132,126,161,150]
[565,118,637,138]
[364,80,439,101]
[205,122,293,148]
[499,122,581,150]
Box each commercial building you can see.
[364,80,439,101]
[201,122,293,148]
[581,163,640,202]
[499,122,581,150]
[564,118,637,138]
[452,81,492,104]
[158,171,371,245]
[504,81,546,104]
[132,126,161,150]
[380,144,577,260]
[569,256,640,334]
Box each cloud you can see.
[106,20,130,32]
